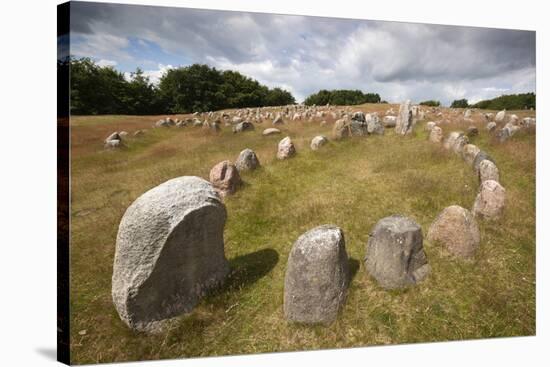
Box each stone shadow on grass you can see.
[223,248,279,291]
[348,257,360,282]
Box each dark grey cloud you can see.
[69,1,536,104]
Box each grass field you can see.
[69,104,536,364]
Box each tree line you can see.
[450,93,536,110]
[68,58,296,115]
[303,89,382,106]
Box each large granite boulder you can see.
[427,205,480,258]
[235,148,260,172]
[209,160,242,197]
[112,176,229,332]
[277,136,296,160]
[284,225,349,324]
[364,215,431,289]
[395,100,416,135]
[472,180,506,220]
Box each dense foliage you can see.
[419,100,441,107]
[450,99,469,108]
[69,58,295,115]
[303,89,381,106]
[471,93,536,110]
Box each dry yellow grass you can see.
[69,104,535,364]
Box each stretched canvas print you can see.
[57,1,536,364]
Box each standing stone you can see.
[495,109,506,123]
[444,131,459,150]
[383,115,397,127]
[452,134,469,155]
[473,151,495,174]
[310,135,328,150]
[284,225,349,324]
[112,176,229,332]
[273,114,284,125]
[395,100,416,135]
[478,160,500,183]
[232,121,254,133]
[427,205,480,258]
[209,160,242,197]
[425,121,436,131]
[235,148,260,172]
[429,126,444,143]
[462,144,481,166]
[277,136,296,160]
[364,215,431,289]
[522,117,536,127]
[466,126,479,137]
[366,114,385,135]
[333,118,350,139]
[472,180,506,220]
[333,116,368,139]
[262,128,281,136]
[486,121,497,132]
[352,111,366,122]
[105,132,121,144]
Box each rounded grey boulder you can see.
[284,225,350,324]
[112,176,229,332]
[235,148,260,171]
[232,121,255,133]
[364,215,430,289]
[277,136,296,160]
[310,135,328,150]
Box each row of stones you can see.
[111,101,506,332]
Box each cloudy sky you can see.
[66,1,536,105]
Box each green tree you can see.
[450,99,469,108]
[471,93,535,110]
[419,100,441,107]
[70,57,128,114]
[304,89,381,106]
[122,68,159,115]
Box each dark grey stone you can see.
[364,215,430,289]
[232,121,255,133]
[235,148,260,171]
